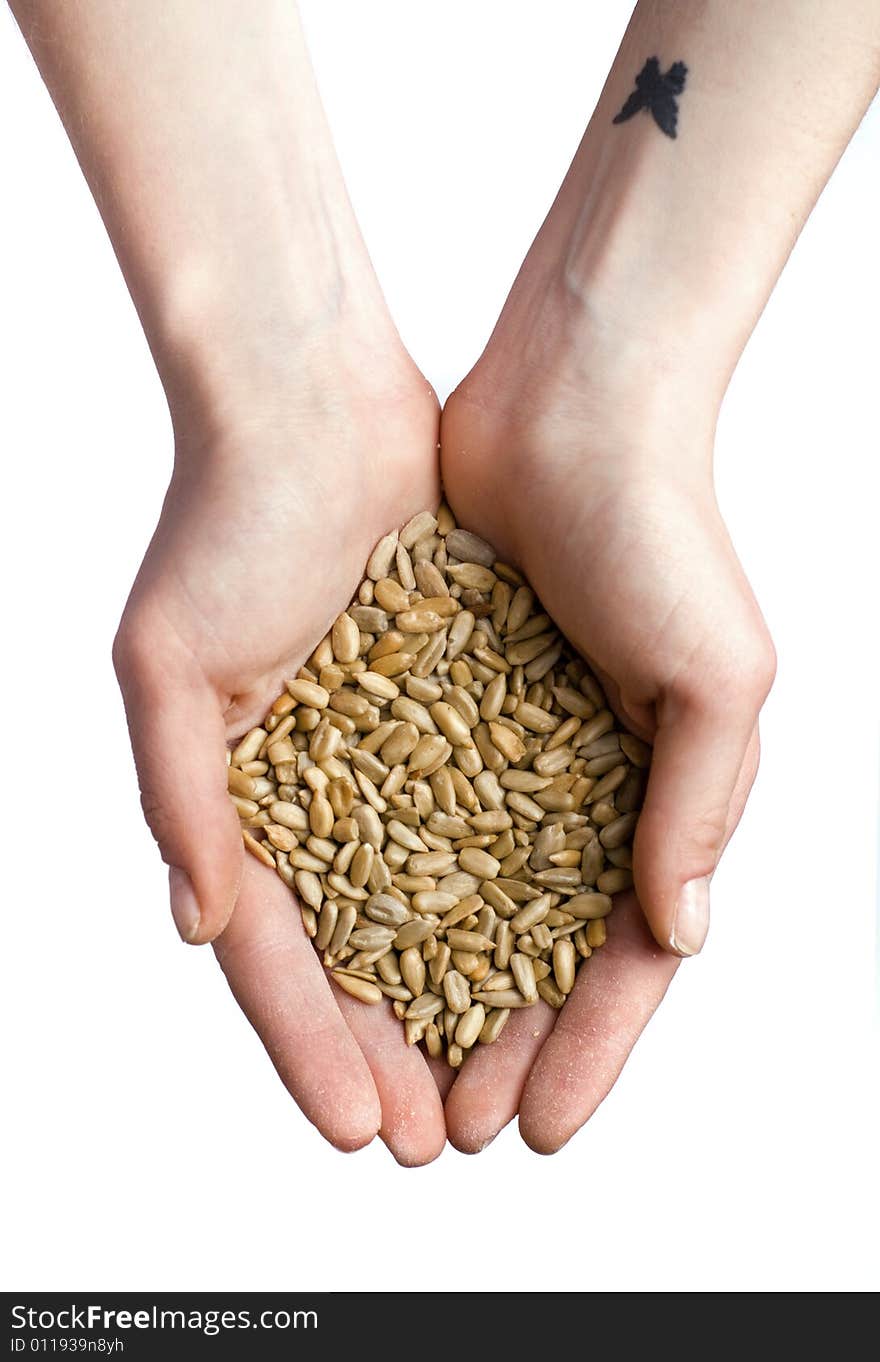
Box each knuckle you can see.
[113,601,194,697]
[686,806,728,866]
[638,802,727,878]
[674,630,777,716]
[750,634,777,701]
[111,623,132,683]
[725,634,776,707]
[213,929,286,978]
[112,609,153,686]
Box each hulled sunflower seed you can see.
[536,978,565,1008]
[442,969,471,1014]
[332,973,383,1005]
[404,991,445,1020]
[553,938,576,995]
[455,1003,486,1049]
[479,1007,510,1044]
[511,952,538,1002]
[470,989,535,1009]
[366,532,399,581]
[445,528,495,567]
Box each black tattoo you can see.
[612,57,688,139]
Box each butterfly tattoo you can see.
[612,57,688,139]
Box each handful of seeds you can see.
[228,506,649,1066]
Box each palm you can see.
[131,391,440,724]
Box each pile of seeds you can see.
[227,506,649,1066]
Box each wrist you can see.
[557,209,746,415]
[463,252,722,483]
[150,246,403,451]
[469,118,774,453]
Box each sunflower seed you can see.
[586,919,607,948]
[348,924,397,951]
[446,929,496,953]
[597,867,634,894]
[455,1003,486,1049]
[511,952,538,1002]
[470,989,534,1009]
[332,973,383,1005]
[425,1022,443,1058]
[620,733,651,767]
[366,531,399,581]
[479,1007,510,1044]
[553,938,576,994]
[394,918,437,949]
[442,969,472,1013]
[405,991,445,1020]
[536,978,565,1008]
[445,528,495,566]
[242,830,276,867]
[400,946,426,997]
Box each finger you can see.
[114,620,242,944]
[332,988,447,1167]
[444,1003,557,1153]
[213,857,381,1152]
[633,652,774,958]
[518,892,679,1153]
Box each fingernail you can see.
[169,866,201,943]
[671,876,710,956]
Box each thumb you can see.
[114,621,243,944]
[633,651,774,956]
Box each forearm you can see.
[9,0,385,430]
[492,0,880,419]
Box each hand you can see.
[438,312,775,1153]
[113,330,448,1164]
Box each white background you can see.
[2,0,878,1293]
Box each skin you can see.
[445,747,758,1153]
[10,0,880,1161]
[116,379,448,1165]
[11,0,447,1166]
[438,0,880,1150]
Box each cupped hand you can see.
[113,337,448,1163]
[439,345,775,1152]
